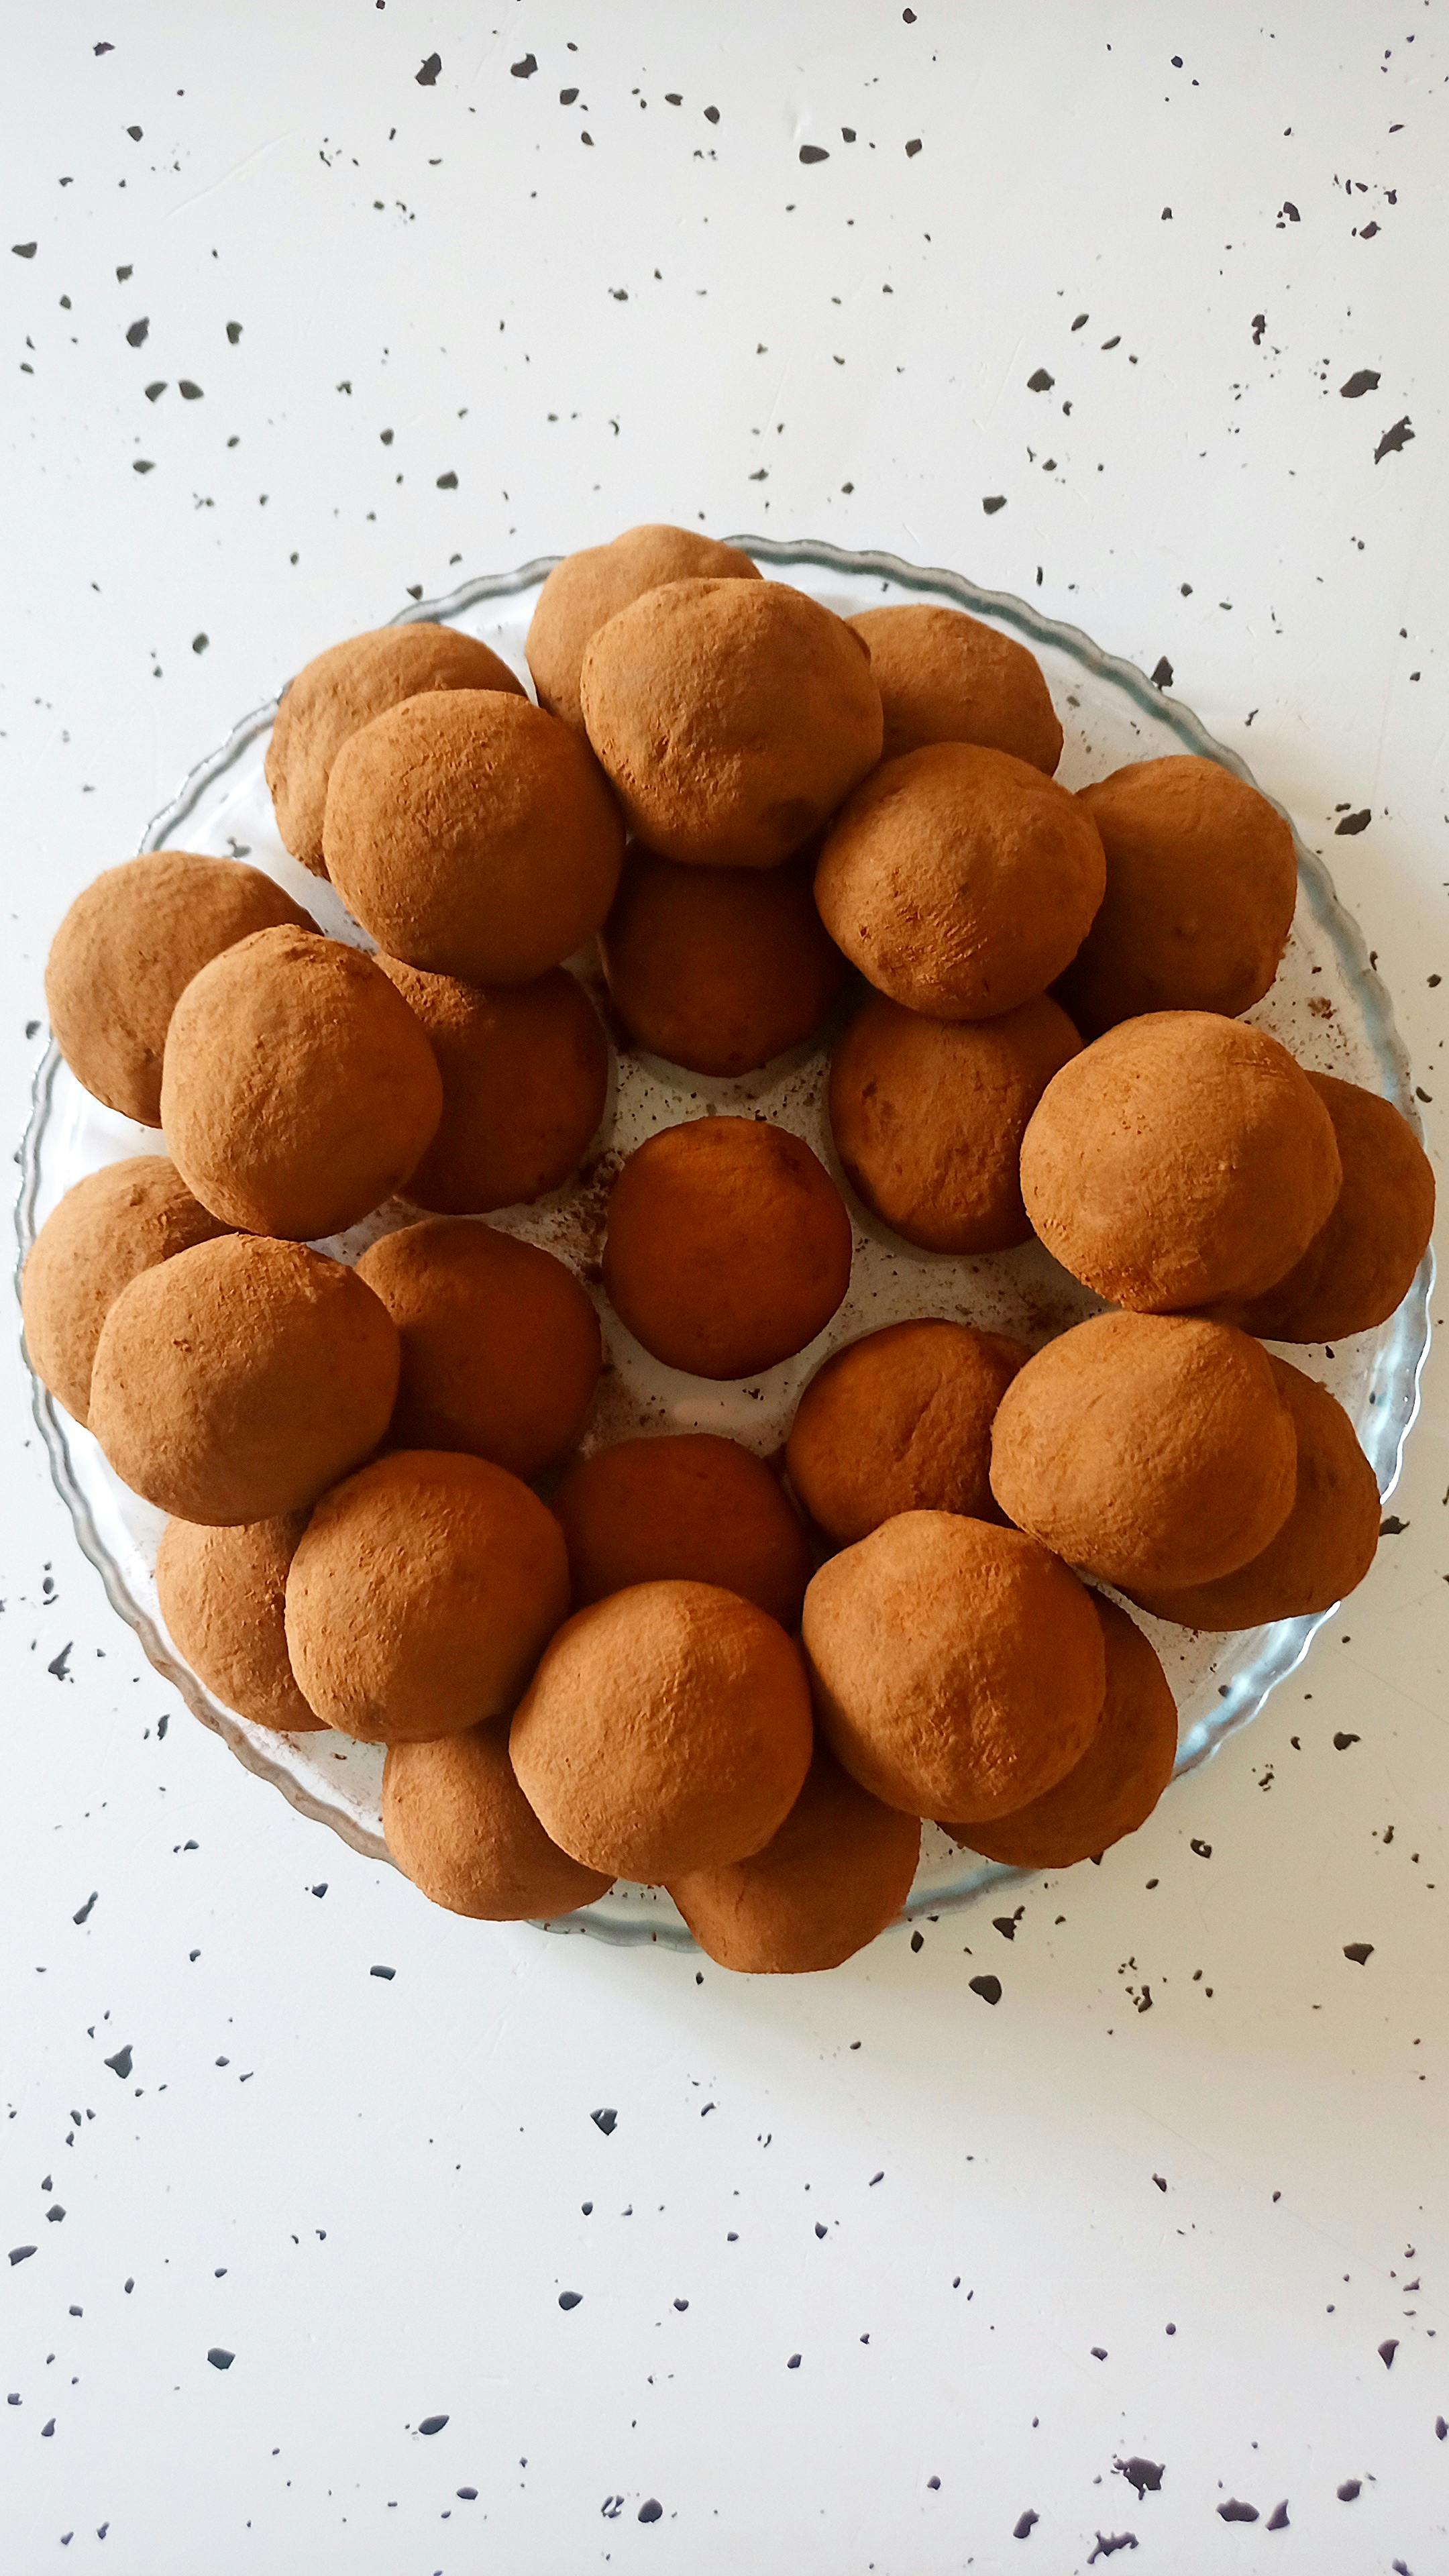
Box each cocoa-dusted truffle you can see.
[511,1580,814,1879]
[553,1434,813,1629]
[323,690,624,983]
[829,991,1081,1252]
[814,743,1106,1020]
[786,1320,1030,1544]
[286,1450,569,1742]
[579,579,883,868]
[602,1116,853,1379]
[802,1511,1106,1821]
[160,927,443,1239]
[527,525,761,731]
[602,851,849,1076]
[375,958,608,1214]
[266,624,525,875]
[22,1157,229,1427]
[45,851,313,1126]
[847,604,1063,773]
[382,1725,613,1919]
[155,1513,323,1732]
[1020,1012,1343,1311]
[989,1312,1297,1591]
[1059,754,1297,1034]
[356,1219,601,1481]
[669,1746,920,1973]
[89,1236,399,1525]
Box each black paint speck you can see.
[125,316,148,345]
[416,53,441,85]
[1333,1731,1360,1751]
[9,2247,36,2266]
[1118,2459,1163,2498]
[969,1974,1002,2005]
[1150,657,1174,690]
[910,1929,924,1953]
[1265,2500,1289,2529]
[1218,2500,1258,2522]
[558,2291,582,2311]
[982,496,1006,515]
[436,470,458,490]
[178,378,203,400]
[1375,417,1414,462]
[457,2487,477,2501]
[226,320,242,343]
[799,145,829,164]
[1343,1943,1374,1965]
[1087,2538,1138,2561]
[1380,1514,1409,1536]
[1190,1839,1212,1859]
[591,2107,617,2135]
[103,2045,132,2080]
[1013,2510,1039,2538]
[192,634,209,655]
[12,241,37,260]
[370,1964,395,1980]
[1341,370,1381,398]
[48,1642,72,1681]
[418,2414,448,2435]
[72,1894,97,1926]
[1027,368,1055,392]
[207,2349,233,2371]
[787,2353,801,2369]
[510,54,537,78]
[1336,2479,1361,2502]
[905,137,922,156]
[1379,2339,1399,2368]
[638,2499,663,2524]
[1336,810,1371,835]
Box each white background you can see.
[3,4,1447,2569]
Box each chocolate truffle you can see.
[356,1219,601,1481]
[989,1312,1298,1591]
[511,1580,814,1879]
[579,579,883,868]
[323,690,624,983]
[1020,1012,1343,1311]
[669,1746,920,1973]
[814,743,1106,1020]
[802,1512,1106,1821]
[22,1157,229,1427]
[382,1725,613,1919]
[829,990,1081,1252]
[552,1434,813,1628]
[602,851,849,1075]
[602,1116,853,1379]
[527,525,761,731]
[160,926,443,1239]
[89,1236,399,1525]
[45,851,313,1127]
[1060,754,1297,1034]
[155,1512,323,1732]
[286,1450,569,1742]
[266,623,525,875]
[848,604,1063,773]
[375,958,608,1214]
[786,1320,1031,1544]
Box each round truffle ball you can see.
[1059,755,1297,1034]
[45,851,314,1127]
[323,690,624,983]
[579,579,883,868]
[527,525,761,731]
[22,1157,229,1426]
[602,1116,853,1379]
[786,1320,1031,1544]
[356,1219,601,1480]
[989,1311,1298,1591]
[602,851,849,1076]
[89,1236,399,1525]
[552,1434,813,1629]
[375,958,608,1213]
[848,604,1063,773]
[156,1513,323,1732]
[266,623,525,875]
[829,991,1081,1252]
[814,743,1106,1020]
[669,1746,920,1973]
[286,1450,569,1743]
[382,1725,613,1920]
[160,926,443,1239]
[1020,1012,1343,1312]
[802,1512,1106,1821]
[511,1581,814,1880]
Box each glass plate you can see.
[15,541,1434,1950]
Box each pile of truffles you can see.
[25,523,1435,1977]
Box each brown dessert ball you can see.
[160,927,443,1239]
[553,1434,813,1629]
[669,1746,920,1973]
[89,1236,399,1525]
[1020,1012,1343,1312]
[602,1117,853,1379]
[829,991,1081,1252]
[848,604,1063,773]
[155,1513,323,1732]
[22,1158,229,1427]
[45,851,313,1127]
[1059,755,1297,1034]
[375,958,608,1213]
[601,852,849,1076]
[786,1320,1031,1544]
[382,1725,613,1920]
[989,1311,1298,1591]
[527,525,761,731]
[802,1512,1106,1821]
[323,690,624,983]
[286,1450,569,1743]
[356,1219,601,1481]
[814,743,1106,1020]
[579,579,883,869]
[266,624,525,875]
[511,1580,814,1879]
